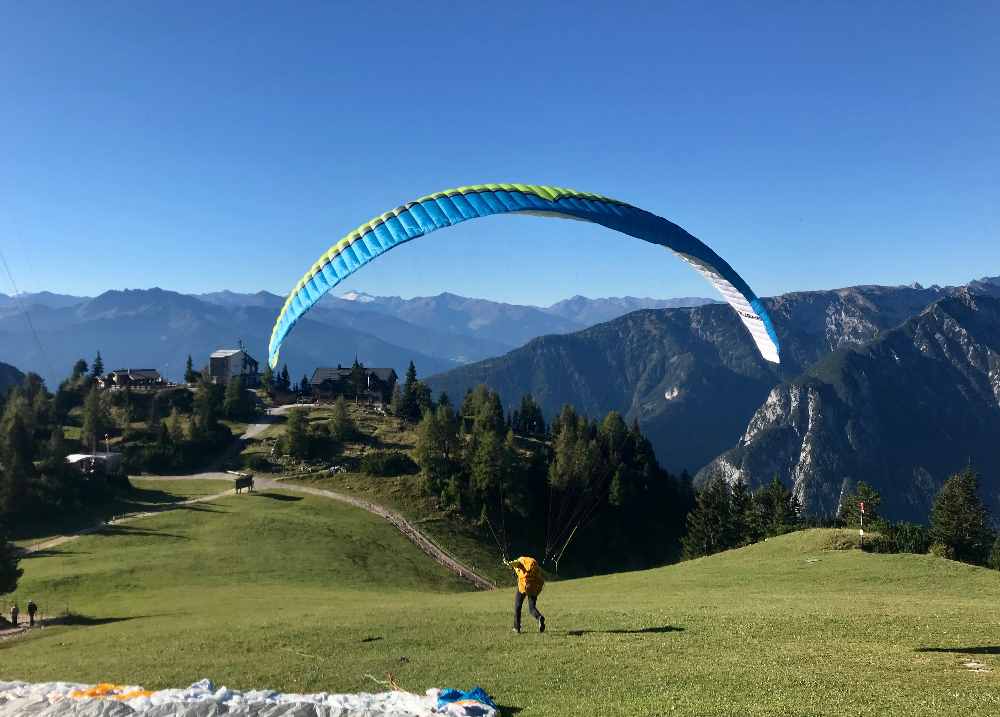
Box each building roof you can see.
[109,368,161,378]
[211,348,259,364]
[310,366,397,385]
[310,367,351,384]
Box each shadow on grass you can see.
[23,549,91,560]
[254,493,304,502]
[566,625,684,637]
[48,613,170,627]
[177,503,228,513]
[360,636,383,643]
[497,707,523,716]
[128,487,189,506]
[916,646,1000,655]
[95,525,189,540]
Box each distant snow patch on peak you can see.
[340,291,376,303]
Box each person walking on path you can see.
[27,600,37,627]
[9,603,18,627]
[504,556,545,634]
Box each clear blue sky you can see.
[2,2,997,305]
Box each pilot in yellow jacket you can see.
[505,556,546,633]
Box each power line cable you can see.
[0,246,54,380]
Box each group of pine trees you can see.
[681,476,800,559]
[260,363,293,396]
[411,384,694,574]
[0,360,131,531]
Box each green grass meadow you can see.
[5,481,1000,715]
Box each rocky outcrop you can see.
[699,291,1000,521]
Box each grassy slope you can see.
[6,508,1000,716]
[244,403,510,584]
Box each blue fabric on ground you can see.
[436,686,498,710]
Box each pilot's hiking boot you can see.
[539,616,546,633]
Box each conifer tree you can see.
[223,376,248,420]
[730,478,753,545]
[285,408,310,458]
[72,359,88,380]
[91,351,104,379]
[0,533,22,596]
[349,360,365,401]
[184,355,199,383]
[390,384,403,417]
[753,475,799,537]
[81,386,110,450]
[0,402,33,514]
[330,396,355,441]
[681,478,734,559]
[838,481,881,527]
[930,467,993,564]
[400,361,420,421]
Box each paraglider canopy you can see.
[269,183,780,368]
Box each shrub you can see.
[359,450,419,477]
[823,532,858,551]
[243,453,273,472]
[862,533,897,554]
[929,542,955,560]
[892,522,930,554]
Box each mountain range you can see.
[0,289,712,388]
[428,278,1000,494]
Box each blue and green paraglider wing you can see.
[268,183,780,368]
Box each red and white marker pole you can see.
[859,500,865,547]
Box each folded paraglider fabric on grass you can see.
[0,679,499,716]
[436,687,498,714]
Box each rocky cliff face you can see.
[699,291,1000,521]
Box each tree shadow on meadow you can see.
[253,493,304,502]
[22,549,92,560]
[916,646,1000,655]
[176,502,228,513]
[565,625,685,637]
[94,524,189,540]
[53,614,147,627]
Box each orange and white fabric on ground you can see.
[0,679,498,716]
